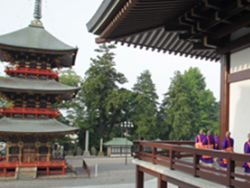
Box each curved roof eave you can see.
[0,118,79,134]
[0,77,80,94]
[0,26,77,52]
[86,0,126,34]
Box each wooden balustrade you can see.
[133,140,250,188]
[0,107,59,118]
[5,67,58,79]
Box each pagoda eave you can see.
[0,118,79,134]
[0,77,80,95]
[0,48,77,68]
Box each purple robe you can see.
[195,133,206,144]
[214,136,219,150]
[219,136,234,168]
[195,133,206,160]
[201,135,215,164]
[242,139,250,173]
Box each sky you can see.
[0,0,221,102]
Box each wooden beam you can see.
[192,43,215,51]
[219,54,230,148]
[212,11,250,40]
[178,33,203,42]
[217,33,250,54]
[228,69,250,83]
[205,0,222,11]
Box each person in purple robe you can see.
[219,131,234,168]
[195,129,206,161]
[242,133,250,174]
[195,129,206,148]
[214,133,220,150]
[202,131,215,166]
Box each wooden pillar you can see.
[3,168,6,177]
[193,152,199,177]
[158,174,167,188]
[136,165,144,188]
[219,54,230,146]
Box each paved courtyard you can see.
[0,157,157,188]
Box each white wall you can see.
[230,49,250,153]
[230,47,250,73]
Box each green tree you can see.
[132,70,159,140]
[82,44,127,140]
[162,67,219,140]
[56,69,85,128]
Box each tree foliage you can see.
[162,67,219,140]
[55,47,220,149]
[81,44,128,140]
[132,70,159,140]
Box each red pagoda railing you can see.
[133,140,250,188]
[0,107,59,118]
[0,158,65,177]
[5,67,58,79]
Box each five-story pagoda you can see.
[0,0,79,178]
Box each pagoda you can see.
[0,0,79,178]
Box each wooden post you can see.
[158,174,167,188]
[193,152,199,177]
[226,156,235,188]
[3,168,6,177]
[219,54,230,146]
[136,165,144,188]
[138,144,142,160]
[153,147,157,164]
[170,150,174,170]
[62,166,65,175]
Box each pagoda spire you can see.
[30,0,43,27]
[33,0,42,20]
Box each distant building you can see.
[104,137,132,157]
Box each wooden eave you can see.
[88,0,250,61]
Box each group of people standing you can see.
[195,130,250,174]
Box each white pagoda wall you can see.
[229,47,250,153]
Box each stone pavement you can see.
[0,156,158,188]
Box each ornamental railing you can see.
[5,67,58,79]
[133,140,250,188]
[0,107,59,118]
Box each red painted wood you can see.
[0,107,59,118]
[5,67,58,79]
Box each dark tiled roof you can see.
[0,25,77,52]
[0,118,78,134]
[0,77,79,95]
[87,0,250,62]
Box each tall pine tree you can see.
[132,70,159,140]
[82,44,127,140]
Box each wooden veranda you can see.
[133,141,250,188]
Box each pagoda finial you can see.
[30,0,43,27]
[34,0,42,20]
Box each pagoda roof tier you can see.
[0,25,78,67]
[0,118,78,134]
[0,77,79,97]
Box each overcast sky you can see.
[0,0,221,102]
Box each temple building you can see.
[0,0,79,178]
[87,0,250,187]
